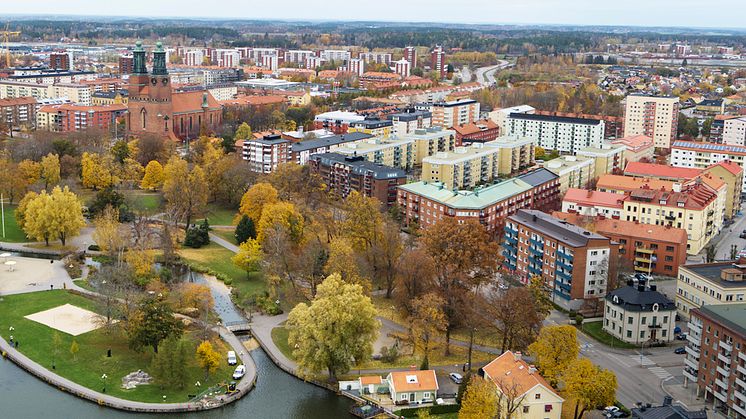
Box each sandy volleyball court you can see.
[24,304,109,336]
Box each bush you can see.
[575,314,584,326]
[397,404,461,417]
[184,219,210,248]
[380,345,399,363]
[87,244,101,251]
[255,293,282,315]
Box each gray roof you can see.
[631,405,707,419]
[509,209,607,248]
[682,262,746,288]
[606,285,676,312]
[291,132,372,153]
[697,303,746,338]
[309,153,406,180]
[351,119,393,129]
[515,168,559,187]
[508,113,601,125]
[389,110,432,122]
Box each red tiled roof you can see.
[388,370,439,392]
[597,174,674,192]
[611,135,654,150]
[563,188,624,208]
[0,97,37,106]
[482,351,561,398]
[452,119,499,135]
[553,212,688,245]
[624,162,702,180]
[172,90,220,113]
[707,160,743,176]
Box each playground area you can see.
[0,256,71,295]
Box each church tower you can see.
[127,41,173,137]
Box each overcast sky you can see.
[4,0,745,29]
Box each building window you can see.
[535,393,541,400]
[523,406,530,413]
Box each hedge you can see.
[396,403,460,417]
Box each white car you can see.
[227,351,237,365]
[449,372,463,384]
[232,364,246,380]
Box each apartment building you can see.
[421,143,500,190]
[723,117,746,146]
[554,211,688,277]
[429,99,480,128]
[358,52,392,65]
[284,50,314,64]
[348,119,394,138]
[334,136,417,171]
[290,132,372,165]
[576,143,627,179]
[671,141,746,192]
[561,188,625,219]
[487,135,535,176]
[481,351,564,419]
[242,134,291,174]
[503,209,617,311]
[624,161,701,182]
[119,55,134,75]
[542,155,595,193]
[397,168,560,236]
[533,110,624,140]
[505,113,605,153]
[677,262,746,319]
[488,105,535,135]
[403,46,417,69]
[313,111,366,134]
[612,134,655,163]
[622,183,722,255]
[320,50,351,62]
[389,109,432,135]
[404,127,457,164]
[36,103,126,133]
[453,119,500,145]
[50,51,73,71]
[394,59,411,78]
[623,94,680,149]
[431,45,446,78]
[684,303,746,418]
[603,281,677,344]
[308,153,406,206]
[0,97,36,130]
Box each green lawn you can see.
[0,290,234,403]
[579,321,637,349]
[271,326,294,360]
[199,204,238,226]
[178,241,265,298]
[127,192,162,212]
[212,228,237,245]
[0,205,30,243]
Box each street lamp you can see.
[101,373,108,393]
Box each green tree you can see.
[234,122,253,141]
[563,358,617,419]
[151,336,190,389]
[527,325,579,386]
[111,140,131,164]
[234,214,256,244]
[286,273,379,381]
[127,295,183,353]
[70,340,79,361]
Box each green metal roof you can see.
[399,178,533,210]
[698,303,746,338]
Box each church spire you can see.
[133,40,147,74]
[152,41,168,76]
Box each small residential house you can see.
[386,370,439,404]
[481,351,564,419]
[359,375,384,395]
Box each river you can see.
[0,265,355,419]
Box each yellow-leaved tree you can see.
[563,358,617,419]
[286,273,379,381]
[231,238,262,279]
[81,152,118,190]
[140,160,165,190]
[162,156,208,231]
[17,159,41,191]
[256,201,304,245]
[238,182,279,224]
[527,324,579,386]
[458,376,498,419]
[40,153,61,190]
[195,340,221,380]
[20,186,84,246]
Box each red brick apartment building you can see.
[453,119,500,145]
[553,212,688,277]
[0,97,37,131]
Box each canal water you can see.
[0,265,355,418]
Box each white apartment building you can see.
[723,117,746,146]
[284,50,315,64]
[358,52,392,65]
[248,48,279,64]
[676,262,746,319]
[488,104,535,135]
[320,50,351,62]
[623,94,680,149]
[430,99,480,128]
[604,282,677,344]
[390,110,432,135]
[542,155,595,193]
[262,54,279,71]
[505,113,605,153]
[185,49,205,66]
[394,59,411,78]
[671,140,746,192]
[213,49,240,68]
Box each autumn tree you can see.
[81,152,118,190]
[528,275,552,317]
[18,159,41,191]
[234,122,252,141]
[458,376,498,419]
[163,156,208,231]
[394,246,435,315]
[485,287,544,353]
[527,325,579,386]
[127,295,183,353]
[232,238,262,278]
[40,153,61,190]
[92,205,127,262]
[257,201,304,244]
[421,218,499,354]
[20,186,85,246]
[286,273,379,381]
[563,358,617,419]
[324,237,367,288]
[238,182,279,224]
[196,340,221,379]
[140,160,165,190]
[408,293,447,368]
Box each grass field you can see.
[0,290,235,403]
[178,241,265,297]
[0,205,29,243]
[211,228,237,244]
[198,204,238,226]
[126,192,162,212]
[579,321,637,349]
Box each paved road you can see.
[208,232,239,253]
[474,60,512,86]
[686,203,746,263]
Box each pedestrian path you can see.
[629,354,673,380]
[648,366,673,380]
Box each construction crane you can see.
[1,24,21,68]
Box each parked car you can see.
[676,333,688,341]
[674,347,687,354]
[227,351,237,365]
[232,364,246,380]
[673,326,682,334]
[449,372,463,384]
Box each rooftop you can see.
[387,370,438,392]
[509,209,608,248]
[612,134,654,150]
[291,132,372,153]
[432,98,477,107]
[672,140,746,156]
[682,262,746,289]
[624,162,701,181]
[492,105,535,115]
[399,178,533,210]
[597,174,674,192]
[562,188,625,208]
[482,351,561,399]
[388,109,432,122]
[309,153,407,180]
[423,143,499,165]
[452,119,498,135]
[553,211,688,245]
[508,112,601,126]
[543,155,594,175]
[696,303,746,338]
[606,284,676,312]
[314,111,365,123]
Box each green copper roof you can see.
[399,178,533,210]
[699,303,746,337]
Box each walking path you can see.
[208,232,239,252]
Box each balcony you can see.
[740,351,746,363]
[636,247,654,254]
[529,247,543,257]
[648,323,662,329]
[530,238,544,248]
[503,243,516,255]
[718,352,732,364]
[736,376,746,391]
[738,363,746,376]
[720,340,733,352]
[554,280,572,292]
[717,365,730,378]
[528,265,542,276]
[682,368,698,383]
[733,401,746,418]
[712,387,727,402]
[736,388,746,405]
[557,250,573,261]
[715,378,729,390]
[685,345,700,358]
[504,236,518,246]
[688,321,702,334]
[635,257,653,264]
[556,270,572,281]
[687,334,701,347]
[556,260,573,271]
[684,356,699,371]
[505,226,518,236]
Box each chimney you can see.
[513,351,522,362]
[528,365,537,374]
[650,284,657,292]
[637,285,645,292]
[662,396,672,406]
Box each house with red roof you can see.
[561,188,625,219]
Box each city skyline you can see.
[2,0,745,29]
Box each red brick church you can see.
[127,41,222,141]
